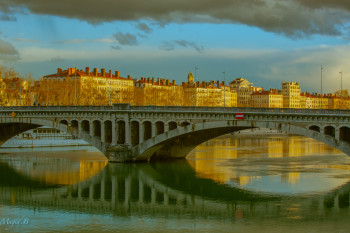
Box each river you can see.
[0,134,350,233]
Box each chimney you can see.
[147,77,150,83]
[217,80,220,88]
[101,68,105,77]
[152,77,155,82]
[115,70,120,78]
[109,70,113,78]
[67,68,72,75]
[57,68,62,75]
[85,67,90,75]
[93,68,98,76]
[166,80,169,85]
[222,81,225,85]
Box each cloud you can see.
[1,0,350,37]
[159,41,175,51]
[13,38,39,43]
[0,38,19,62]
[174,40,204,52]
[0,14,16,21]
[49,56,64,63]
[160,40,204,52]
[111,45,121,50]
[136,22,153,34]
[55,38,115,44]
[113,32,138,46]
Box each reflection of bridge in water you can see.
[0,160,349,220]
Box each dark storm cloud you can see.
[113,32,138,46]
[1,0,350,37]
[0,38,19,61]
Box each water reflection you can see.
[187,135,350,194]
[0,135,350,232]
[0,159,350,219]
[0,147,107,185]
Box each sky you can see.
[1,0,350,93]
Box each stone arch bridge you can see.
[1,104,350,162]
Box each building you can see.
[250,89,283,108]
[327,94,341,109]
[300,92,312,109]
[281,82,300,108]
[134,77,182,106]
[41,67,134,105]
[229,78,253,107]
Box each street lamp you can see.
[321,65,323,109]
[74,67,77,106]
[109,73,111,106]
[222,71,226,108]
[194,66,198,107]
[340,71,343,110]
[19,78,21,107]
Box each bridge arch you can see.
[60,119,68,125]
[155,121,165,135]
[324,126,336,138]
[340,126,350,143]
[180,121,190,127]
[126,120,350,162]
[81,120,90,134]
[0,118,75,147]
[93,120,101,138]
[117,120,125,144]
[104,120,112,144]
[131,120,140,146]
[142,121,152,141]
[309,125,321,132]
[168,121,177,131]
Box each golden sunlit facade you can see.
[41,67,134,105]
[134,77,183,106]
[1,66,349,110]
[251,90,283,108]
[282,82,301,108]
[229,78,253,107]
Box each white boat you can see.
[1,126,89,148]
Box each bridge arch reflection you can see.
[0,159,350,220]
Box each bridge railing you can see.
[1,104,350,115]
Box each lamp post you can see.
[194,66,198,107]
[222,71,226,108]
[340,71,343,110]
[74,67,77,106]
[109,73,111,106]
[19,78,21,107]
[321,65,323,109]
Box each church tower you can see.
[188,72,194,83]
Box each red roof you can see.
[43,68,129,80]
